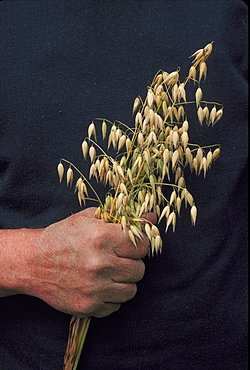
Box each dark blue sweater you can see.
[0,1,248,369]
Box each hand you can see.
[25,208,155,318]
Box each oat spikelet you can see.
[172,149,179,170]
[57,162,64,183]
[81,181,88,197]
[130,225,143,240]
[196,147,203,166]
[78,190,86,207]
[177,105,185,121]
[172,130,179,149]
[88,122,96,140]
[89,163,98,180]
[163,148,170,166]
[154,235,163,254]
[66,167,73,187]
[132,96,140,114]
[185,147,193,168]
[135,112,143,128]
[190,205,197,225]
[144,223,152,241]
[212,147,221,161]
[165,211,176,233]
[126,137,132,153]
[182,120,189,132]
[121,215,127,233]
[199,157,207,178]
[206,150,213,169]
[137,132,144,147]
[75,177,82,192]
[188,65,196,81]
[147,90,155,107]
[149,174,156,193]
[214,108,223,125]
[155,83,163,96]
[164,71,179,86]
[195,87,203,107]
[143,148,150,165]
[199,61,207,81]
[120,182,128,195]
[176,196,182,215]
[186,191,194,207]
[192,158,198,174]
[203,106,209,124]
[116,192,125,209]
[190,48,203,60]
[116,135,125,152]
[175,165,181,184]
[169,189,177,206]
[154,204,161,218]
[116,165,125,180]
[179,83,186,103]
[172,84,179,102]
[94,207,102,219]
[203,41,213,60]
[115,128,122,142]
[197,106,204,125]
[177,176,185,189]
[209,106,217,126]
[102,121,107,139]
[128,229,137,246]
[158,205,170,223]
[149,193,155,211]
[89,146,96,163]
[151,224,160,236]
[181,131,189,149]
[168,106,175,123]
[82,140,89,159]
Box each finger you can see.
[114,233,150,259]
[106,282,137,303]
[141,212,158,225]
[92,303,121,318]
[89,281,138,318]
[111,258,146,283]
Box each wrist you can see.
[0,228,43,297]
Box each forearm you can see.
[0,228,43,297]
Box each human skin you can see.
[0,208,156,318]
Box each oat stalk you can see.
[58,42,223,369]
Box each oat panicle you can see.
[59,38,223,249]
[59,42,224,370]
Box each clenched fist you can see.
[0,208,156,318]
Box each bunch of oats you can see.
[59,42,224,370]
[58,41,223,257]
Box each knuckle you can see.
[85,255,107,276]
[133,260,145,281]
[126,283,137,301]
[112,283,137,304]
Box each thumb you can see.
[141,212,158,225]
